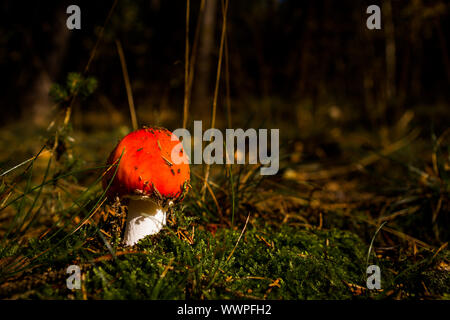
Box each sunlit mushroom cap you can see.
[103,127,190,203]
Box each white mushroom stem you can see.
[123,199,167,246]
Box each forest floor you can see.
[0,101,449,300]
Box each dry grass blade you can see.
[224,28,232,129]
[432,127,450,176]
[69,197,107,236]
[366,221,387,266]
[226,213,250,263]
[116,39,138,130]
[183,0,206,129]
[431,242,448,260]
[378,206,420,223]
[202,0,229,199]
[182,0,190,129]
[203,179,223,218]
[0,150,50,178]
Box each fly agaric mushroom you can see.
[103,127,190,246]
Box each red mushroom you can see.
[103,127,190,246]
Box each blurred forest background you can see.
[0,0,449,299]
[0,0,448,131]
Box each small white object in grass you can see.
[123,199,167,246]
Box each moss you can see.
[6,219,368,299]
[1,202,449,300]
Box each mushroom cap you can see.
[103,127,190,202]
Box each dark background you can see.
[0,0,449,132]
